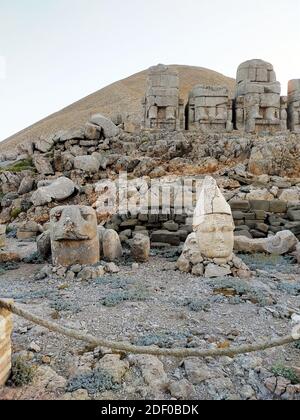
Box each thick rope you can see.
[0,298,297,358]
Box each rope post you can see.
[0,299,13,387]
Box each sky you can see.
[0,0,299,142]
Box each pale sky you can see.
[0,0,299,142]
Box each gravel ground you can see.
[0,250,300,400]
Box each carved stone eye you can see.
[81,211,91,221]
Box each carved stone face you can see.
[50,206,99,267]
[50,206,97,242]
[195,214,234,261]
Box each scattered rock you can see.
[184,358,220,385]
[205,264,232,278]
[102,230,123,262]
[168,380,195,400]
[74,156,100,173]
[96,354,129,384]
[131,234,150,263]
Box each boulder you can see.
[34,136,54,153]
[84,123,101,140]
[17,221,43,240]
[98,226,106,255]
[287,208,300,221]
[37,231,51,259]
[102,229,123,261]
[74,156,100,173]
[279,189,300,203]
[247,189,274,201]
[176,254,191,273]
[95,354,129,384]
[33,155,54,175]
[90,114,119,138]
[31,177,76,206]
[0,251,20,263]
[204,264,232,278]
[131,233,150,263]
[18,176,34,195]
[234,230,298,255]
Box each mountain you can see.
[0,65,235,153]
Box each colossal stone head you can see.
[50,205,99,266]
[193,177,234,262]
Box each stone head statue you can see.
[50,205,99,266]
[193,177,234,262]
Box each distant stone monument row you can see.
[142,60,300,134]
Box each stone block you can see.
[234,230,253,239]
[163,221,179,232]
[255,210,266,220]
[151,230,181,246]
[260,93,280,108]
[235,220,246,226]
[249,200,270,211]
[285,222,300,236]
[255,223,269,233]
[244,220,256,229]
[287,209,300,221]
[244,212,256,220]
[120,219,139,228]
[269,226,282,234]
[269,200,287,213]
[250,230,267,239]
[232,211,244,220]
[288,80,300,95]
[229,200,250,211]
[138,214,149,223]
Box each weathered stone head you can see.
[50,205,99,266]
[193,177,234,262]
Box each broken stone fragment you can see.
[89,114,119,138]
[73,156,100,173]
[131,233,150,263]
[31,177,76,206]
[234,230,298,255]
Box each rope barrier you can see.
[0,298,297,358]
